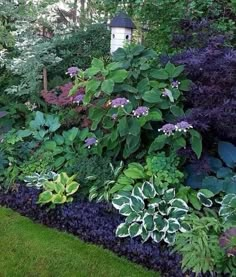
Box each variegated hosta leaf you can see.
[197,192,213,207]
[158,200,168,215]
[112,194,130,210]
[125,212,142,224]
[170,198,189,211]
[164,232,176,245]
[142,181,156,199]
[141,227,151,242]
[155,186,165,196]
[219,206,235,217]
[222,194,236,205]
[167,218,180,233]
[132,185,144,199]
[146,205,155,214]
[130,195,145,213]
[179,222,191,233]
[143,213,155,231]
[168,208,188,219]
[153,214,169,232]
[148,197,162,209]
[116,223,130,238]
[151,231,165,243]
[163,188,175,203]
[119,203,133,216]
[128,222,142,238]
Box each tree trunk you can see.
[73,0,78,23]
[43,67,48,92]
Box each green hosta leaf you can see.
[66,181,80,196]
[112,195,130,210]
[44,140,57,150]
[38,191,53,204]
[109,69,128,83]
[54,157,66,169]
[151,231,165,243]
[150,69,168,80]
[143,213,155,231]
[132,186,144,199]
[86,79,101,93]
[168,208,188,219]
[216,167,233,178]
[198,189,215,198]
[163,188,175,203]
[33,111,45,127]
[197,192,213,207]
[119,203,133,216]
[53,134,64,145]
[130,196,145,213]
[158,200,168,215]
[125,212,141,224]
[188,192,202,210]
[170,199,189,211]
[165,62,176,77]
[45,115,61,132]
[164,232,176,245]
[167,218,180,233]
[128,222,142,238]
[91,58,104,70]
[124,165,146,179]
[142,181,156,199]
[141,227,151,242]
[154,215,168,232]
[116,223,129,238]
[106,62,122,71]
[101,79,114,94]
[218,141,236,168]
[53,194,67,204]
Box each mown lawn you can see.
[0,207,158,277]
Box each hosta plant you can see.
[24,171,58,189]
[219,194,236,225]
[37,172,80,208]
[112,182,189,245]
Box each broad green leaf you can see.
[66,181,80,196]
[153,215,168,232]
[143,213,155,231]
[112,195,130,210]
[137,78,150,94]
[130,195,145,213]
[119,203,133,216]
[53,194,67,204]
[109,69,128,83]
[142,90,162,103]
[148,135,168,153]
[127,117,141,136]
[101,79,114,94]
[125,212,141,224]
[116,223,130,237]
[123,135,140,158]
[150,69,168,80]
[124,168,146,179]
[170,105,184,117]
[106,62,122,71]
[86,79,101,93]
[128,222,142,238]
[190,130,202,159]
[151,231,165,243]
[44,140,57,150]
[85,67,101,77]
[163,188,175,203]
[164,232,176,245]
[91,58,104,69]
[63,127,78,142]
[172,65,185,78]
[118,117,128,136]
[142,181,156,199]
[170,199,189,211]
[38,191,53,204]
[167,218,180,233]
[165,62,176,77]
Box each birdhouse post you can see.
[109,12,136,54]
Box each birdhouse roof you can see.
[110,12,136,29]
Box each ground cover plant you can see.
[1,0,236,276]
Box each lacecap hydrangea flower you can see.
[84,137,98,148]
[66,67,79,78]
[111,98,129,108]
[171,80,181,89]
[158,123,176,136]
[175,121,193,132]
[158,121,193,136]
[132,106,149,118]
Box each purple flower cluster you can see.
[84,137,98,148]
[159,121,193,136]
[111,98,129,108]
[171,80,181,89]
[132,106,149,118]
[0,185,187,276]
[66,67,79,78]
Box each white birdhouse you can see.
[109,12,136,54]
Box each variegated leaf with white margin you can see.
[141,226,151,242]
[170,198,189,211]
[179,222,191,233]
[143,213,155,232]
[167,218,180,233]
[112,194,130,210]
[128,222,142,238]
[222,194,236,205]
[158,200,168,215]
[197,192,213,207]
[164,232,176,245]
[119,203,133,216]
[132,185,144,199]
[125,211,142,224]
[148,197,162,209]
[163,188,175,203]
[168,208,188,219]
[116,223,129,237]
[153,214,169,232]
[151,231,165,243]
[219,206,234,217]
[130,195,145,213]
[141,181,156,199]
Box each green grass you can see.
[0,207,158,277]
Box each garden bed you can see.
[0,185,186,277]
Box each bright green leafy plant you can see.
[70,45,193,158]
[37,172,80,208]
[112,183,189,245]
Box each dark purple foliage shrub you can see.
[219,228,236,257]
[170,35,236,143]
[0,185,186,276]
